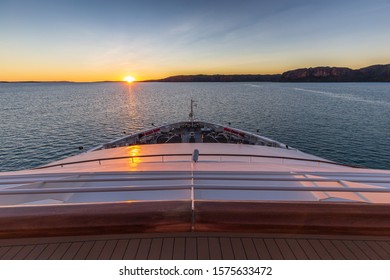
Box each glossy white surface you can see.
[1,143,390,206]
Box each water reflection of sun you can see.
[123,76,136,83]
[129,146,142,166]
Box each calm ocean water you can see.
[1,82,390,171]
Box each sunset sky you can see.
[1,0,390,82]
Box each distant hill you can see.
[145,64,390,82]
[144,74,281,82]
[281,64,390,82]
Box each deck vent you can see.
[192,149,199,162]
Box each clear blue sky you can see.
[1,0,389,81]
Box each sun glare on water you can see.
[123,76,136,83]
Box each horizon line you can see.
[1,63,389,83]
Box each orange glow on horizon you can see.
[123,76,136,83]
[2,58,385,82]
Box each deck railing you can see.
[0,184,390,196]
[34,152,361,170]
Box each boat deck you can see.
[99,121,286,150]
[1,232,390,260]
[2,120,390,260]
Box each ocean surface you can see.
[1,82,390,172]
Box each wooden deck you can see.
[1,232,390,260]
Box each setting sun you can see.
[123,76,136,83]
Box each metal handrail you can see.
[3,176,390,186]
[33,153,192,169]
[0,184,388,195]
[33,152,361,170]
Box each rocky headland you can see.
[144,64,390,82]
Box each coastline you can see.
[2,63,389,83]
